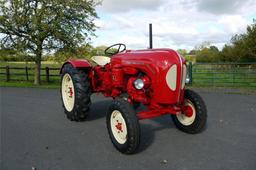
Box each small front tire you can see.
[172,89,207,134]
[106,98,140,154]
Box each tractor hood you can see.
[111,49,184,68]
[111,49,186,104]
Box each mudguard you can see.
[60,59,91,74]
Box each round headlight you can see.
[133,79,144,90]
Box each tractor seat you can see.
[91,56,110,66]
[91,56,111,66]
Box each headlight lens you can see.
[133,79,144,90]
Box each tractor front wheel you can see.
[61,64,91,121]
[172,89,207,134]
[106,98,140,154]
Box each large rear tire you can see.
[172,89,207,134]
[61,64,91,121]
[106,98,140,154]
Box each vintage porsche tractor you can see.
[60,43,207,154]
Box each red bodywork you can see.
[61,49,187,120]
[60,59,91,71]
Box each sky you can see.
[92,0,256,51]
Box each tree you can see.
[194,41,211,51]
[196,45,220,63]
[209,46,219,53]
[91,45,107,56]
[54,44,94,63]
[230,21,256,62]
[219,45,236,62]
[177,49,187,56]
[0,0,99,84]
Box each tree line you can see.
[180,21,256,63]
[0,44,107,62]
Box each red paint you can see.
[137,105,181,119]
[184,105,193,117]
[115,122,123,132]
[123,67,138,75]
[61,48,188,120]
[60,59,91,74]
[69,87,73,98]
[66,59,91,68]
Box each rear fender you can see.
[60,59,91,74]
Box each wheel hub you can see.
[176,100,196,126]
[69,87,73,98]
[115,121,123,132]
[110,110,127,144]
[184,105,193,117]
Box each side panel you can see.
[60,59,91,73]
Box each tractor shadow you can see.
[136,107,176,153]
[87,99,112,121]
[87,99,175,153]
[137,116,175,153]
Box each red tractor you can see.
[60,43,207,154]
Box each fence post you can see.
[6,66,10,81]
[188,61,193,85]
[232,65,235,86]
[25,66,29,81]
[46,67,50,83]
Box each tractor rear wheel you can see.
[172,89,207,134]
[61,64,91,121]
[106,98,140,154]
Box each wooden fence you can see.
[0,66,60,83]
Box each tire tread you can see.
[61,64,91,121]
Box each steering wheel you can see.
[105,43,126,56]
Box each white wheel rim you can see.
[62,73,75,112]
[110,110,128,144]
[176,100,196,126]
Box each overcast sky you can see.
[92,0,256,51]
